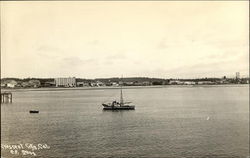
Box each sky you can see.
[1,1,249,79]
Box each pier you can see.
[1,92,12,103]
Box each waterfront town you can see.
[0,72,249,89]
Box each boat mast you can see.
[120,76,124,106]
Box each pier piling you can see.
[1,92,12,103]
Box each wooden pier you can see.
[1,92,12,103]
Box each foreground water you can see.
[1,85,249,157]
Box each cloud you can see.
[63,57,83,66]
[103,60,113,65]
[36,45,63,58]
[62,57,98,67]
[157,38,168,49]
[88,40,99,45]
[37,45,63,53]
[1,1,248,78]
[166,57,248,78]
[106,53,126,60]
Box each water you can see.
[1,85,249,157]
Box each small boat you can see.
[102,78,135,110]
[102,102,135,110]
[29,110,39,113]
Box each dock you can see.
[1,92,13,103]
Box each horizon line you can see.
[1,75,249,80]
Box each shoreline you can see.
[1,84,248,93]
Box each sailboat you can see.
[102,79,135,110]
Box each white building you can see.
[169,80,184,85]
[197,81,214,85]
[236,72,240,79]
[55,77,76,87]
[96,81,104,86]
[111,82,119,86]
[183,81,196,85]
[90,81,105,87]
[6,80,18,88]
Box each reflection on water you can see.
[1,85,249,157]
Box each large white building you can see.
[55,77,76,87]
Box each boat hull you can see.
[103,106,135,110]
[29,110,39,113]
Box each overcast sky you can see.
[1,1,249,79]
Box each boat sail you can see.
[102,78,135,110]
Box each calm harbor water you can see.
[1,85,249,158]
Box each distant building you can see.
[28,80,41,88]
[21,82,30,88]
[1,83,7,87]
[124,82,134,86]
[134,81,144,86]
[89,81,105,87]
[55,77,76,87]
[6,80,18,88]
[183,81,195,85]
[142,81,152,86]
[236,72,240,79]
[169,80,183,85]
[44,81,56,87]
[76,82,89,87]
[111,82,119,86]
[218,79,229,84]
[96,81,105,86]
[240,78,249,84]
[197,81,215,85]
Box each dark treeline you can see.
[95,77,168,83]
[1,77,169,82]
[1,76,249,88]
[1,78,54,84]
[1,76,248,85]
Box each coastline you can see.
[1,84,248,93]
